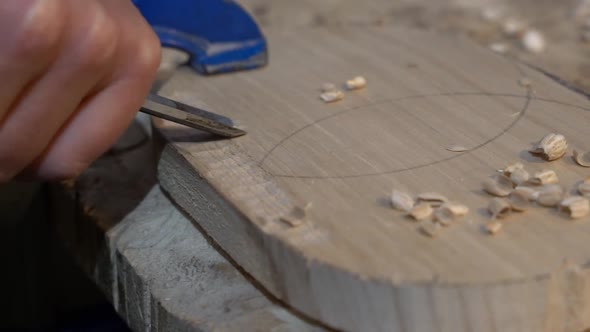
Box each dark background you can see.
[0,183,129,331]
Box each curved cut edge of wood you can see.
[152,25,590,331]
[155,137,590,332]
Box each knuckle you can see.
[130,31,162,77]
[13,0,64,57]
[74,12,119,71]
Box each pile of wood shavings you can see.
[481,133,590,235]
[389,132,590,238]
[390,190,469,238]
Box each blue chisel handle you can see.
[132,0,268,74]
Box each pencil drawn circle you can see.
[258,92,578,179]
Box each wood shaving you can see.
[433,207,454,227]
[345,76,367,90]
[416,192,448,207]
[509,190,530,212]
[488,198,511,219]
[441,203,469,217]
[537,184,564,207]
[559,196,590,219]
[485,221,503,235]
[510,168,530,186]
[483,175,514,197]
[521,29,546,54]
[529,169,559,186]
[434,203,469,227]
[408,203,433,221]
[573,149,590,167]
[514,186,539,202]
[446,145,468,152]
[502,162,524,176]
[391,190,414,212]
[320,90,344,103]
[279,216,305,227]
[529,133,568,161]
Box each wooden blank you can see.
[154,26,590,331]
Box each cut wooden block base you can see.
[156,27,590,331]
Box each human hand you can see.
[0,0,161,182]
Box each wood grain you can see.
[49,121,320,332]
[155,26,590,331]
[239,0,590,94]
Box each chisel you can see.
[140,93,246,138]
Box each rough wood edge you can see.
[48,123,319,332]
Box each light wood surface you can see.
[49,121,320,332]
[239,0,590,94]
[155,26,590,331]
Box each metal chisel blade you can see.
[140,93,246,138]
